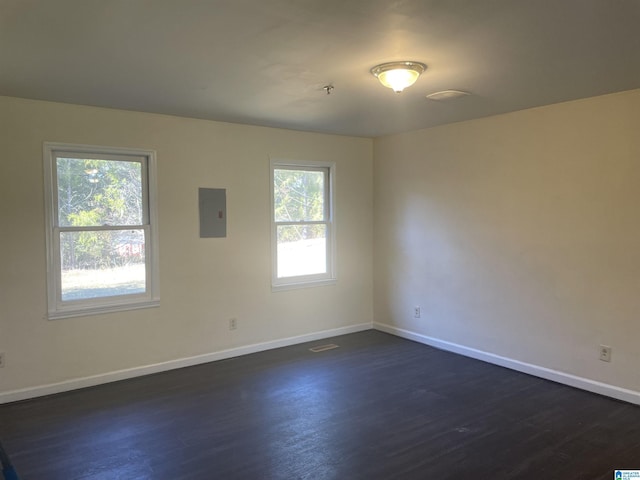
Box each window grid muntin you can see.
[44,143,159,318]
[270,159,335,289]
[53,154,148,227]
[273,166,328,223]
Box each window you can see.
[270,159,335,289]
[43,143,159,319]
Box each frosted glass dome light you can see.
[370,61,427,93]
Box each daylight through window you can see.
[271,159,335,289]
[44,143,159,318]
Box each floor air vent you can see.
[309,344,339,353]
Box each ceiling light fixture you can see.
[370,61,427,93]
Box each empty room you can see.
[1,1,639,479]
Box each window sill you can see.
[48,300,160,320]
[271,278,336,292]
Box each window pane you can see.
[277,224,327,278]
[60,229,146,300]
[56,157,143,227]
[274,168,325,222]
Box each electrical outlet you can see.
[229,318,237,330]
[599,345,612,362]
[414,306,421,319]
[0,352,5,368]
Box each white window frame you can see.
[270,158,336,291]
[43,142,160,319]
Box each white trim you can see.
[47,300,160,320]
[42,142,160,319]
[269,157,337,290]
[374,322,640,406]
[271,278,337,292]
[146,150,160,303]
[0,322,372,405]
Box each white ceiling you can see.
[1,0,639,137]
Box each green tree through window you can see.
[271,160,335,288]
[57,158,143,272]
[44,143,159,318]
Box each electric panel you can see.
[199,188,226,238]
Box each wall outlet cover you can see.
[599,345,612,362]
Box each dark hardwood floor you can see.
[1,330,639,479]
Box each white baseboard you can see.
[0,322,372,405]
[7,321,637,406]
[374,322,640,406]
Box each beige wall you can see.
[374,89,640,393]
[0,96,373,394]
[3,89,639,400]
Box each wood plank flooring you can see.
[1,330,639,479]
